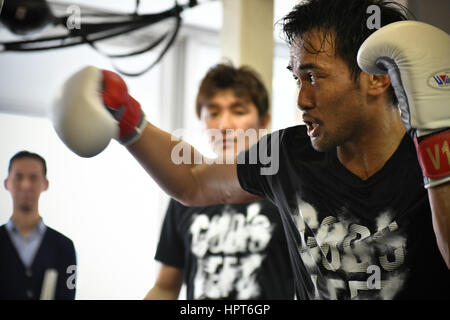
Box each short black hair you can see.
[281,0,412,106]
[8,151,47,177]
[196,63,269,119]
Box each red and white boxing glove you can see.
[358,21,450,188]
[52,66,146,157]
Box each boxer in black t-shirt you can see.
[53,0,450,299]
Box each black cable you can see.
[110,15,181,77]
[1,10,176,51]
[89,31,170,58]
[0,0,202,76]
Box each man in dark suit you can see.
[0,150,77,300]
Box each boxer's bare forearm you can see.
[144,285,179,300]
[144,265,183,300]
[127,122,258,206]
[428,183,450,269]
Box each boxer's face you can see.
[289,29,367,152]
[4,158,48,212]
[200,89,269,155]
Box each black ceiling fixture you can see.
[0,0,201,76]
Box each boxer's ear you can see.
[362,72,391,98]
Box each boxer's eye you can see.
[299,72,316,84]
[292,75,301,87]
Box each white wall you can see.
[0,113,170,299]
[0,36,171,300]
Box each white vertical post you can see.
[221,0,275,113]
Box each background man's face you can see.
[4,158,48,213]
[200,89,267,155]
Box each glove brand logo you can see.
[428,70,450,89]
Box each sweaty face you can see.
[200,89,266,156]
[5,158,48,212]
[288,30,367,152]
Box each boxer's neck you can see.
[337,104,406,180]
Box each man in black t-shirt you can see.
[150,200,293,299]
[237,125,449,299]
[54,0,450,300]
[144,64,294,300]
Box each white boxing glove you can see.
[52,66,146,157]
[358,21,450,188]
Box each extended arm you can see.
[52,66,258,207]
[127,122,258,206]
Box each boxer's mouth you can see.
[303,117,321,138]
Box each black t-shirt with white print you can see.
[155,199,295,300]
[237,125,450,300]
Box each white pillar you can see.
[221,0,274,107]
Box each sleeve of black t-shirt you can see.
[236,132,278,202]
[154,199,185,269]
